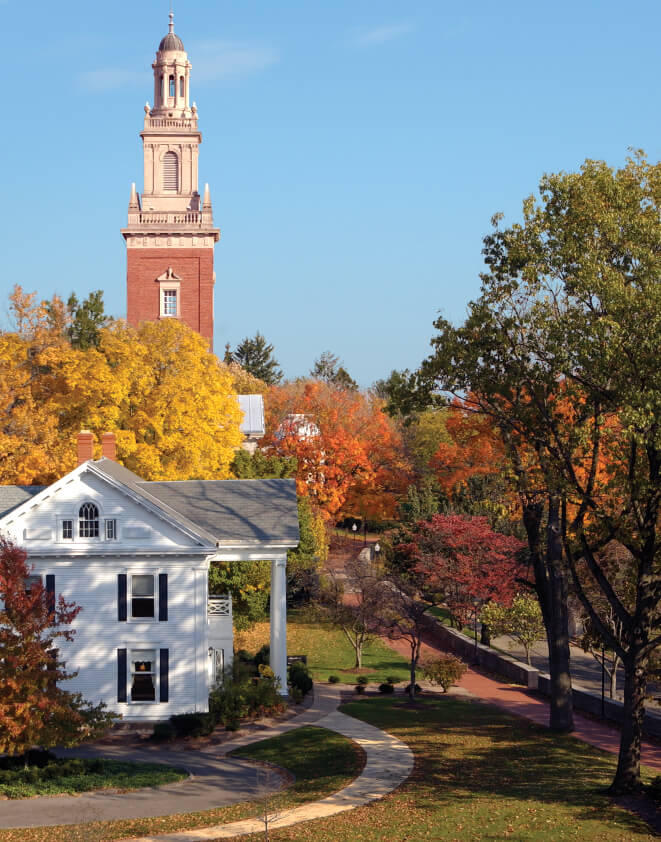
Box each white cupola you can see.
[150,12,192,117]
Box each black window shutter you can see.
[159,648,169,702]
[118,574,127,621]
[117,648,127,702]
[45,574,55,614]
[158,573,168,621]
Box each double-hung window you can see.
[131,574,155,618]
[130,650,156,701]
[162,289,177,316]
[105,519,117,540]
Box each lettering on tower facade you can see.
[121,13,219,349]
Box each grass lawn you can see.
[0,759,186,799]
[235,610,411,685]
[258,696,657,841]
[0,727,363,842]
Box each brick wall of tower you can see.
[126,247,215,350]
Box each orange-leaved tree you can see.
[0,537,115,757]
[262,380,411,521]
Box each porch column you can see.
[270,555,288,696]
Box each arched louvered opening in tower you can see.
[163,151,179,191]
[169,74,175,98]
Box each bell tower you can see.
[122,13,219,349]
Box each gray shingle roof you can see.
[142,479,299,546]
[91,459,298,547]
[0,486,43,518]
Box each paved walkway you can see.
[0,685,414,837]
[123,704,414,842]
[384,635,661,773]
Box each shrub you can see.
[422,655,467,692]
[328,675,340,684]
[386,675,399,685]
[288,662,313,697]
[169,712,215,738]
[404,683,423,695]
[650,776,661,803]
[254,644,270,669]
[356,675,369,686]
[290,686,304,704]
[151,722,175,742]
[355,684,366,694]
[378,682,395,694]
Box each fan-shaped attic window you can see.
[79,503,99,538]
[163,151,179,191]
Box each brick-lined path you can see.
[384,634,661,773]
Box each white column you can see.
[270,555,288,696]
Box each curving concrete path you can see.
[0,685,414,838]
[120,705,414,842]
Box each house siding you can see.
[0,466,230,721]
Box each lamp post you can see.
[352,523,357,542]
[363,521,368,545]
[601,644,606,719]
[374,541,381,569]
[473,599,480,663]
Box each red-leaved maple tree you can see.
[395,513,525,628]
[0,537,115,757]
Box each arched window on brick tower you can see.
[163,151,179,191]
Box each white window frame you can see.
[60,519,74,542]
[105,519,118,540]
[129,571,158,622]
[128,647,159,703]
[159,283,180,318]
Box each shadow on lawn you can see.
[341,697,652,838]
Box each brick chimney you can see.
[77,431,94,465]
[101,432,117,461]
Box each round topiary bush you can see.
[328,675,340,684]
[355,684,366,694]
[356,675,369,686]
[378,682,395,694]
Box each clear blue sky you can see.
[2,0,660,386]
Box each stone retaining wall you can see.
[426,614,661,739]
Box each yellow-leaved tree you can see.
[0,287,243,483]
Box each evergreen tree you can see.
[66,291,109,350]
[230,332,283,385]
[310,351,358,391]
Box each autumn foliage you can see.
[394,513,525,628]
[0,538,115,756]
[262,380,411,521]
[1,287,243,484]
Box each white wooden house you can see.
[0,442,299,721]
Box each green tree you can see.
[397,478,439,524]
[310,351,358,391]
[481,594,545,666]
[414,154,661,793]
[66,291,109,350]
[209,560,271,632]
[231,449,296,480]
[230,333,283,385]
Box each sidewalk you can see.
[384,635,661,774]
[0,684,414,837]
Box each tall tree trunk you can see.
[609,660,617,699]
[524,496,574,732]
[610,653,647,794]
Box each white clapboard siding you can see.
[0,467,233,720]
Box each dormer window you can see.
[79,503,99,538]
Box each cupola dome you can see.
[158,13,184,52]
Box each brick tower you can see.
[122,13,219,349]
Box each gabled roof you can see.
[91,459,298,547]
[0,459,299,550]
[143,479,298,546]
[0,486,43,518]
